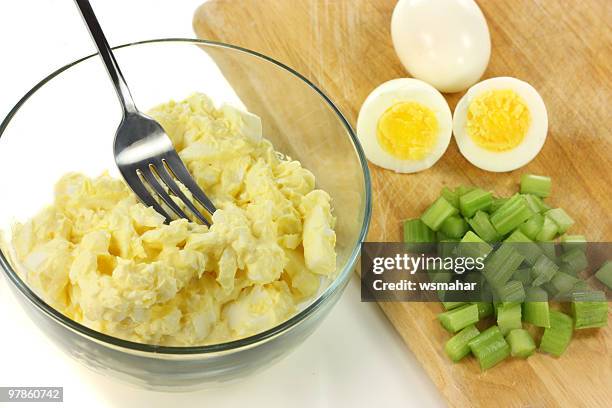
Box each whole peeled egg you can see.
[391,0,491,93]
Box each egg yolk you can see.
[376,102,439,161]
[466,89,531,152]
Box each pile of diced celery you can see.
[403,174,611,370]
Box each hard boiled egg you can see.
[391,0,491,93]
[453,77,548,172]
[357,78,452,173]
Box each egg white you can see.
[356,78,453,173]
[453,77,548,172]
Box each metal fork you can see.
[74,0,216,225]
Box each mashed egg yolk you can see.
[9,93,337,346]
[376,102,438,161]
[466,89,531,152]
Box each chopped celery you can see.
[520,213,544,240]
[441,187,460,208]
[504,230,542,264]
[538,241,557,260]
[523,287,550,327]
[497,303,522,335]
[496,280,525,304]
[540,311,573,356]
[559,248,588,275]
[483,243,525,289]
[522,194,545,214]
[455,185,475,196]
[440,215,469,239]
[490,194,533,235]
[513,268,533,286]
[550,272,579,298]
[468,326,511,370]
[421,196,458,231]
[468,211,501,242]
[595,261,612,289]
[438,304,479,333]
[456,231,493,260]
[531,254,559,286]
[459,188,493,218]
[474,302,494,319]
[546,208,574,234]
[560,235,587,252]
[571,291,608,329]
[506,329,536,358]
[535,216,559,241]
[437,239,458,259]
[520,174,551,198]
[442,301,467,311]
[403,219,435,252]
[489,197,509,213]
[445,325,480,362]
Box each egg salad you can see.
[9,93,337,346]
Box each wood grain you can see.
[194,1,612,406]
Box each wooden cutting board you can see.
[194,1,612,406]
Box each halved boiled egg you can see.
[357,78,452,173]
[453,77,548,172]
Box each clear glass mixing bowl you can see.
[0,39,371,391]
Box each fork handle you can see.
[74,0,137,115]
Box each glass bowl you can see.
[0,39,371,391]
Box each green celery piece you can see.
[522,194,545,214]
[442,301,468,310]
[541,281,559,298]
[429,269,453,284]
[445,325,480,362]
[497,303,522,335]
[440,215,469,239]
[468,326,511,370]
[456,231,493,260]
[421,196,458,231]
[483,243,525,289]
[571,291,608,329]
[520,213,544,240]
[506,329,536,358]
[523,287,550,327]
[441,187,460,208]
[437,239,458,259]
[438,304,479,333]
[540,311,573,356]
[531,254,560,286]
[468,211,501,243]
[455,185,475,196]
[595,261,612,289]
[459,188,493,218]
[550,272,579,299]
[520,174,552,198]
[474,302,494,319]
[559,248,588,276]
[538,241,557,260]
[513,268,533,286]
[505,230,542,264]
[496,280,525,304]
[546,208,574,234]
[404,219,436,252]
[560,235,587,253]
[535,216,559,241]
[489,197,509,214]
[490,194,534,235]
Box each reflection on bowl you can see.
[0,39,371,390]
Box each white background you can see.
[0,1,444,407]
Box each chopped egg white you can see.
[10,93,337,346]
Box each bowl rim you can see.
[0,38,372,355]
